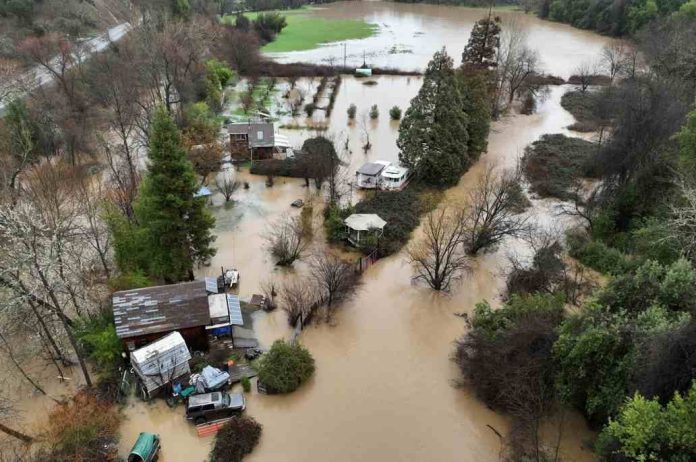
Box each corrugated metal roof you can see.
[227,294,243,326]
[113,281,211,339]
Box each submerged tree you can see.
[398,48,470,187]
[462,165,529,255]
[408,207,470,291]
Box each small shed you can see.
[130,331,192,398]
[356,160,390,189]
[113,280,214,351]
[344,213,386,246]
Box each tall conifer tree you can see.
[134,106,215,282]
[398,49,470,187]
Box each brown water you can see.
[267,1,612,79]
[118,3,612,460]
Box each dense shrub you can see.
[107,270,154,291]
[347,103,357,119]
[354,184,438,256]
[253,12,287,43]
[560,90,609,132]
[257,340,315,393]
[596,382,696,461]
[567,231,635,275]
[211,416,262,462]
[521,134,598,199]
[75,309,124,373]
[389,105,402,120]
[41,391,121,461]
[554,302,637,424]
[369,104,379,119]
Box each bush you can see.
[257,340,315,393]
[75,309,124,374]
[211,416,262,462]
[324,204,353,243]
[347,103,357,120]
[567,231,635,275]
[389,105,402,120]
[241,376,251,393]
[521,134,598,199]
[369,104,379,119]
[596,383,696,461]
[107,270,154,291]
[42,391,122,461]
[354,184,438,256]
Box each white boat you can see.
[380,165,411,191]
[356,160,391,189]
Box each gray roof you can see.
[357,162,388,176]
[113,281,211,339]
[228,122,275,148]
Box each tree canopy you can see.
[397,48,470,187]
[111,106,216,283]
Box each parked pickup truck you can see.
[185,391,245,425]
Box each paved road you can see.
[0,22,132,116]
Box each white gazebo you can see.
[344,213,386,246]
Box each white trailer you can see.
[130,331,192,399]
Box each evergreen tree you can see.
[458,71,491,158]
[461,15,501,70]
[398,48,470,187]
[132,106,215,282]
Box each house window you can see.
[233,134,247,141]
[257,131,264,140]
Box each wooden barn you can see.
[112,280,216,352]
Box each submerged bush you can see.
[257,340,315,393]
[211,416,262,462]
[369,104,379,119]
[389,105,402,120]
[347,103,357,119]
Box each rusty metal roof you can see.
[113,280,211,339]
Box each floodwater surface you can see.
[118,3,613,460]
[266,1,612,78]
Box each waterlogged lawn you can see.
[223,8,377,52]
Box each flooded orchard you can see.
[118,3,613,461]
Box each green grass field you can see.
[222,8,377,53]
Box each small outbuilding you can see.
[228,121,275,160]
[356,160,391,189]
[344,213,386,246]
[130,331,192,399]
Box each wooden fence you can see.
[355,249,379,274]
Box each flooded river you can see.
[118,2,613,461]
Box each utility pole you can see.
[343,42,347,68]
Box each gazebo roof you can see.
[344,213,387,231]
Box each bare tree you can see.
[462,166,529,255]
[408,207,470,291]
[265,215,310,266]
[308,254,360,319]
[215,172,240,203]
[260,278,278,311]
[572,61,597,93]
[280,278,317,327]
[494,21,540,114]
[601,42,629,83]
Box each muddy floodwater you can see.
[118,3,613,461]
[266,1,612,78]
